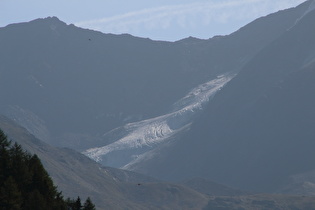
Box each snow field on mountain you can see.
[83,73,235,165]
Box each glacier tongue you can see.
[83,73,235,168]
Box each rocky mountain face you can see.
[80,0,312,170]
[0,0,308,155]
[0,115,210,210]
[1,0,315,201]
[2,115,315,210]
[127,0,315,193]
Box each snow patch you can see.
[83,73,235,166]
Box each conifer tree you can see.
[0,129,11,185]
[83,197,96,210]
[0,129,96,210]
[0,176,22,210]
[74,196,82,210]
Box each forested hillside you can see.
[0,129,95,210]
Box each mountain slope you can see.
[1,0,314,196]
[80,0,311,169]
[0,1,308,153]
[179,178,248,196]
[0,115,209,209]
[127,0,315,193]
[3,116,315,209]
[83,73,235,168]
[203,194,315,210]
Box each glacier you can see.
[83,73,235,168]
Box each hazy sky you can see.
[0,0,306,41]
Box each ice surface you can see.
[83,73,235,167]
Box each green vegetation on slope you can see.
[0,129,95,210]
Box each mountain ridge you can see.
[0,1,309,153]
[127,2,315,193]
[1,0,315,199]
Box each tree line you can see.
[0,129,96,210]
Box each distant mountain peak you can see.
[29,16,67,27]
[43,16,60,21]
[176,36,204,44]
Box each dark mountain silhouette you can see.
[127,0,315,193]
[0,0,308,152]
[1,0,315,201]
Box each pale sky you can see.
[0,0,306,41]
